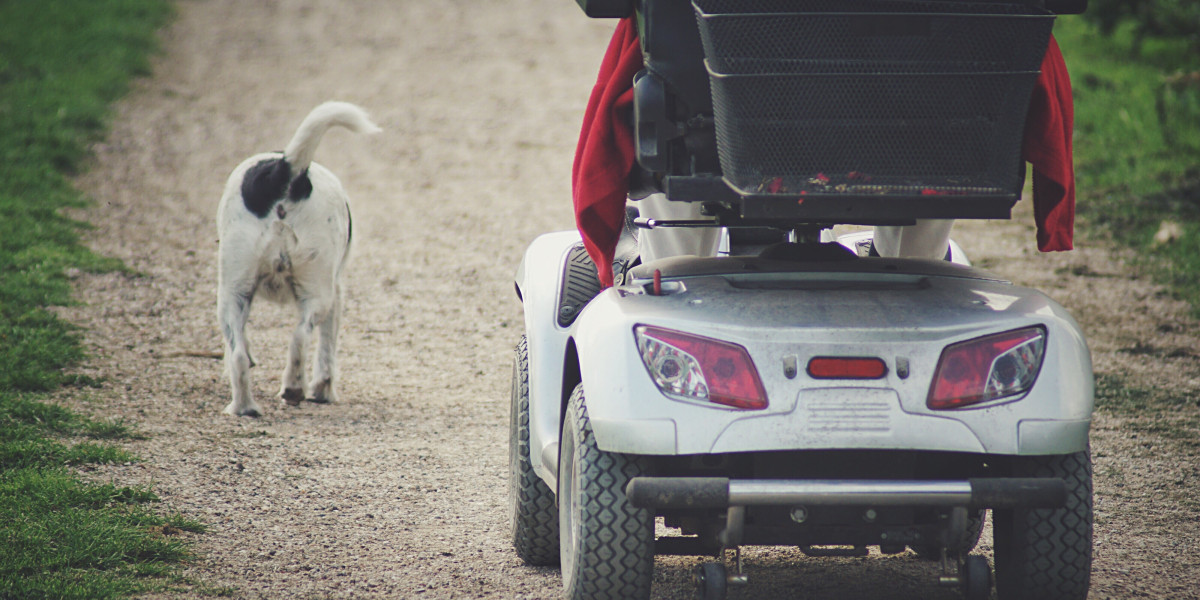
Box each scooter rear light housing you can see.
[927,326,1047,410]
[634,325,769,410]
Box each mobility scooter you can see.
[511,1,1093,599]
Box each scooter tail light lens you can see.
[808,357,888,379]
[927,326,1047,410]
[635,325,769,410]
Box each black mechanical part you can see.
[695,562,728,600]
[962,555,994,600]
[574,0,633,18]
[912,509,986,559]
[557,244,602,327]
[1044,0,1087,14]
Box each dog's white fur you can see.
[216,102,380,417]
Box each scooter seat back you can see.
[627,0,1066,225]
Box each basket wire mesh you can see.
[693,0,1055,203]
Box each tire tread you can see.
[994,450,1093,600]
[510,336,559,565]
[562,386,654,600]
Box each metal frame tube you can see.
[728,479,973,506]
[625,476,1066,509]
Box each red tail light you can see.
[635,326,769,410]
[927,327,1046,410]
[808,357,888,379]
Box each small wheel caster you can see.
[960,555,992,600]
[694,561,727,600]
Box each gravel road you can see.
[55,0,1199,598]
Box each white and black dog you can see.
[216,102,380,417]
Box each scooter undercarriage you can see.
[678,506,991,600]
[626,448,1060,600]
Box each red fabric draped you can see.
[1023,35,1076,252]
[573,22,1076,287]
[571,17,641,288]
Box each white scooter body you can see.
[515,230,1092,490]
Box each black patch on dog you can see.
[241,158,292,217]
[288,169,312,201]
[347,210,353,247]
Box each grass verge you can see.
[0,1,212,598]
[1056,16,1200,311]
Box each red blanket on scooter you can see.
[572,18,1076,287]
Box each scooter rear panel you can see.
[572,254,1092,458]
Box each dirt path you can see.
[57,0,1198,598]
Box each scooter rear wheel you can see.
[992,449,1093,600]
[559,384,654,600]
[509,336,559,565]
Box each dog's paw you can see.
[223,401,263,418]
[279,387,305,407]
[309,378,336,404]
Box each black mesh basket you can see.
[693,0,1055,213]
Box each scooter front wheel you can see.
[559,383,654,600]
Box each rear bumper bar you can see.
[625,477,1066,510]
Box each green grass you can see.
[1094,372,1200,456]
[1057,16,1200,311]
[0,1,215,598]
[0,392,208,599]
[1093,372,1199,414]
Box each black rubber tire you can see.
[559,384,654,600]
[696,562,728,600]
[508,336,559,565]
[912,509,986,560]
[962,555,993,600]
[993,450,1093,600]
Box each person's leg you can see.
[872,219,955,259]
[635,193,721,263]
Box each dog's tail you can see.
[283,101,381,175]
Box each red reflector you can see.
[636,326,769,410]
[807,357,888,380]
[927,327,1046,410]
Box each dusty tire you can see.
[509,336,559,565]
[993,449,1093,600]
[912,509,986,559]
[559,384,654,600]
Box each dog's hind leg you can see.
[309,284,342,404]
[219,290,261,417]
[280,296,325,407]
